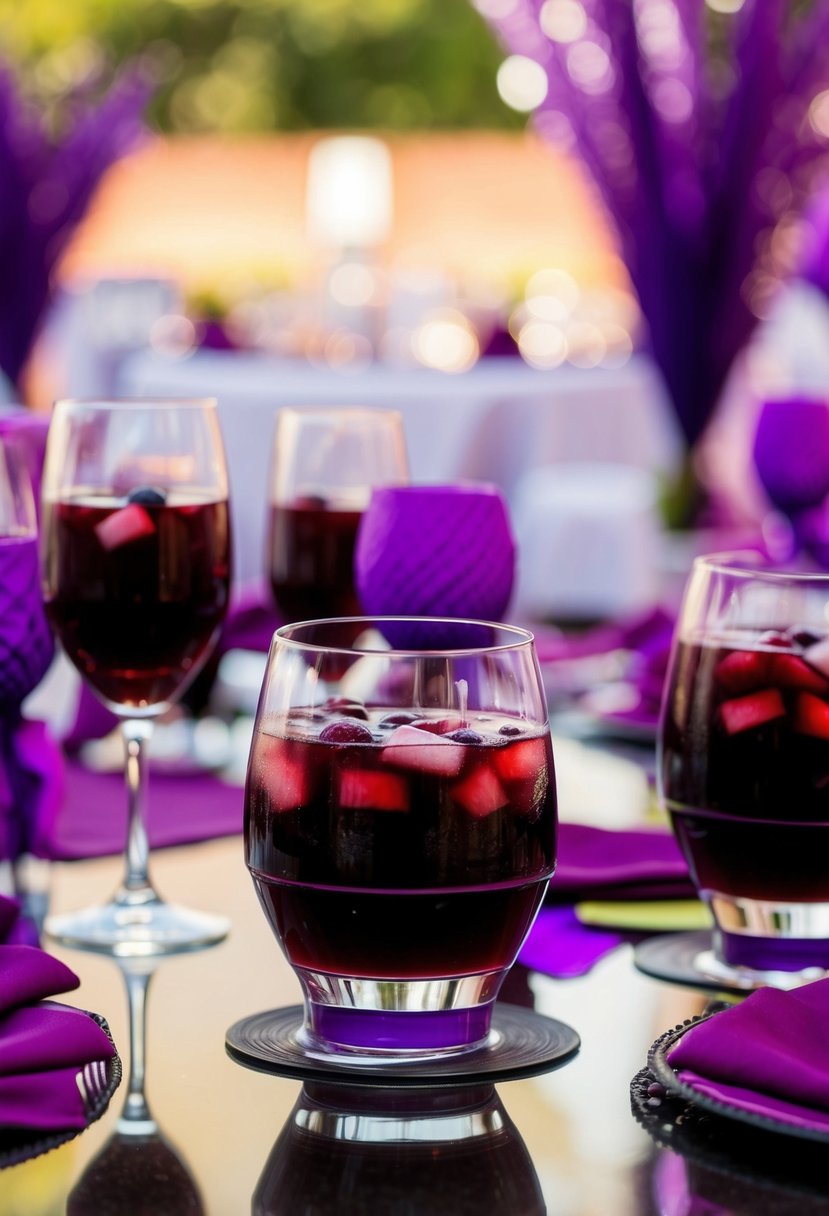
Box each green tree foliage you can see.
[0,0,522,132]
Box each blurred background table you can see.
[116,348,682,586]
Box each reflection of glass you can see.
[66,956,204,1216]
[244,617,556,1061]
[659,553,829,985]
[40,399,232,955]
[253,1082,545,1215]
[649,1141,829,1215]
[266,407,408,625]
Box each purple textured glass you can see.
[0,535,54,711]
[718,929,829,973]
[354,484,516,646]
[307,1003,493,1053]
[752,397,829,514]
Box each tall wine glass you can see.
[266,407,408,624]
[40,398,232,955]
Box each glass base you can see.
[295,970,504,1063]
[708,892,829,972]
[44,890,230,958]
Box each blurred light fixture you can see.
[306,136,393,250]
[496,56,549,112]
[413,309,479,373]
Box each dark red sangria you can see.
[40,397,232,955]
[267,497,362,622]
[243,617,556,1057]
[43,490,230,710]
[659,554,829,975]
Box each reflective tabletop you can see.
[4,769,827,1215]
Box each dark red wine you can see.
[245,707,556,979]
[267,498,362,621]
[660,631,829,901]
[43,493,231,710]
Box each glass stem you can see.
[117,962,157,1135]
[118,718,159,905]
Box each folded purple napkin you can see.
[549,823,694,903]
[0,945,117,1132]
[667,978,829,1135]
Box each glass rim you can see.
[692,550,829,585]
[273,616,536,657]
[52,397,219,411]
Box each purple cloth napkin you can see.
[44,760,242,860]
[519,906,624,979]
[0,944,116,1132]
[667,978,829,1135]
[549,823,694,903]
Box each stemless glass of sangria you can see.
[243,617,556,1061]
[659,552,829,985]
[266,407,408,624]
[41,398,232,954]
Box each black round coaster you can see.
[226,1002,580,1087]
[634,931,829,997]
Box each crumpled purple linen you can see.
[519,906,624,979]
[549,824,694,903]
[667,978,829,1135]
[0,938,116,1131]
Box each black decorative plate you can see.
[226,1002,580,1087]
[0,1012,122,1170]
[633,930,829,996]
[631,1013,829,1201]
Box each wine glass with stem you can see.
[266,406,408,627]
[40,398,232,955]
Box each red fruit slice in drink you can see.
[381,724,465,776]
[255,736,311,812]
[94,503,156,550]
[412,715,465,736]
[450,763,508,818]
[338,768,409,812]
[793,691,829,739]
[494,735,547,782]
[804,636,829,679]
[719,688,785,735]
[768,654,829,695]
[714,650,771,693]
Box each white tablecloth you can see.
[119,349,683,586]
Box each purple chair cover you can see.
[667,978,829,1135]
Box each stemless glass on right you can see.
[659,553,829,981]
[244,617,556,1062]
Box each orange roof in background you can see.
[60,130,625,297]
